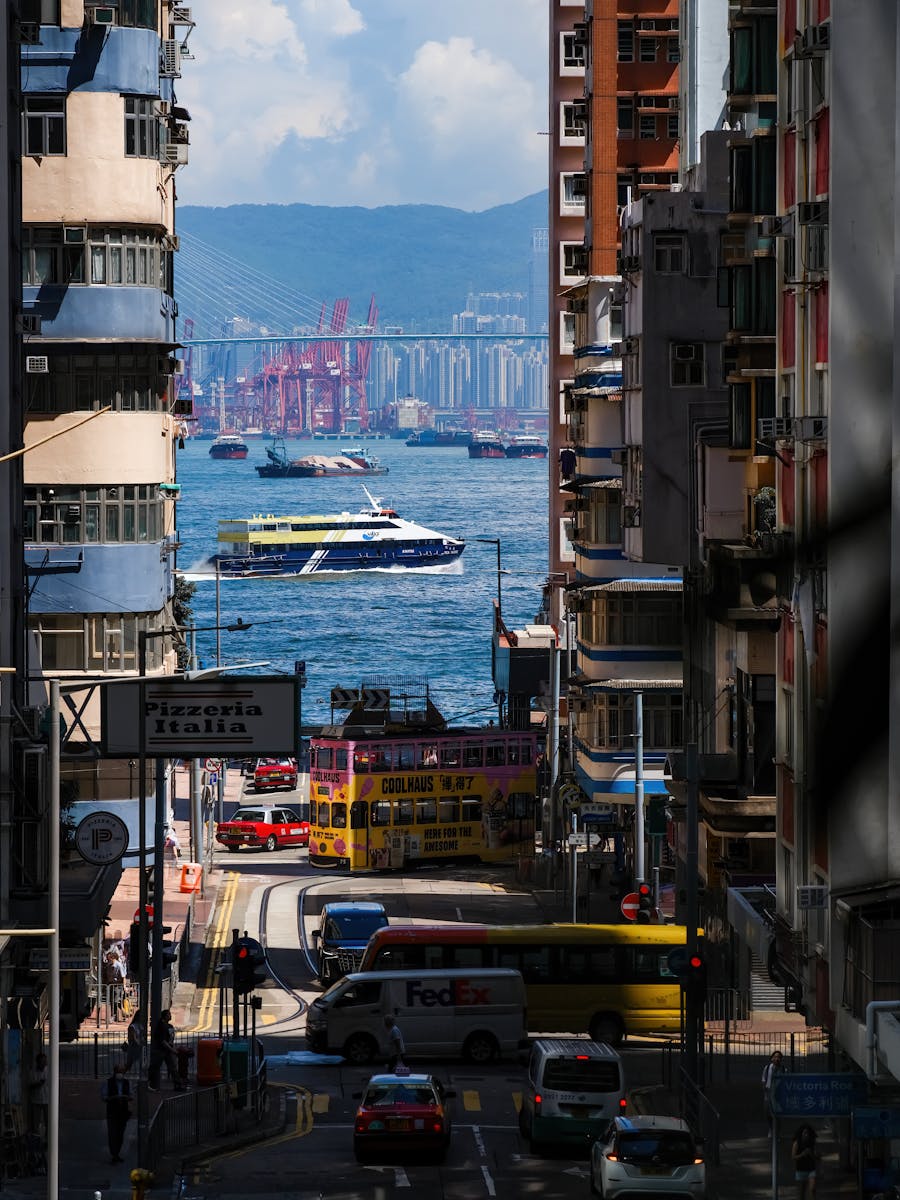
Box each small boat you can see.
[504,434,549,459]
[255,439,387,478]
[209,486,465,577]
[406,429,472,447]
[467,431,505,459]
[209,434,249,460]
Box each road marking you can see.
[472,1124,487,1157]
[312,1093,330,1113]
[463,1089,481,1112]
[192,870,239,1033]
[512,1091,522,1112]
[481,1166,497,1196]
[456,906,463,920]
[364,1166,411,1187]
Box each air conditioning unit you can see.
[160,143,188,165]
[623,504,641,527]
[610,448,626,466]
[610,342,623,358]
[17,313,42,335]
[63,225,87,244]
[172,5,194,22]
[623,337,638,354]
[794,415,828,441]
[26,355,49,374]
[160,38,181,76]
[757,416,793,440]
[639,19,656,31]
[674,343,699,362]
[19,745,47,808]
[153,99,171,117]
[621,255,640,272]
[18,21,41,44]
[806,225,828,272]
[668,96,680,110]
[797,884,828,909]
[799,24,830,55]
[156,356,175,374]
[85,6,117,26]
[162,233,180,251]
[173,359,185,376]
[572,22,588,46]
[797,201,828,226]
[760,215,785,237]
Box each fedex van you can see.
[305,968,527,1065]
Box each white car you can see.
[590,1115,706,1198]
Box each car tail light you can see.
[606,1153,619,1162]
[534,1093,542,1111]
[618,1097,627,1112]
[694,1157,704,1165]
[431,1120,444,1133]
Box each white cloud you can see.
[198,0,307,62]
[300,0,365,37]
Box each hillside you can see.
[174,192,548,334]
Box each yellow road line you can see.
[196,1084,306,1164]
[512,1091,522,1112]
[463,1089,481,1112]
[190,871,239,1033]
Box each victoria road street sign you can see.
[771,1073,868,1117]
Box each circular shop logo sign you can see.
[74,811,130,866]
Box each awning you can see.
[571,678,683,691]
[172,105,191,121]
[582,478,623,489]
[577,578,683,594]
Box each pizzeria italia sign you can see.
[101,677,299,757]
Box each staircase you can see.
[749,953,786,1011]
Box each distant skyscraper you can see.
[528,228,549,333]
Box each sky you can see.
[176,0,549,212]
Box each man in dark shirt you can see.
[100,1064,132,1163]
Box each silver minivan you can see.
[519,1038,626,1150]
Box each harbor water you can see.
[176,436,550,722]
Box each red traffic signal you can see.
[233,936,266,997]
[685,952,708,1005]
[636,882,654,924]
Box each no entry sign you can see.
[620,892,639,921]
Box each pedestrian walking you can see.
[28,1053,48,1137]
[762,1049,785,1131]
[123,1013,144,1075]
[149,1008,183,1091]
[791,1123,818,1199]
[100,1063,132,1163]
[384,1013,406,1072]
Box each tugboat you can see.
[467,431,505,459]
[504,434,549,459]
[209,434,249,460]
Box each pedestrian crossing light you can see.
[636,882,653,924]
[685,952,708,1006]
[233,936,266,997]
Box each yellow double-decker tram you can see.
[308,683,538,872]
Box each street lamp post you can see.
[475,537,502,619]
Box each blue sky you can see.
[177,0,549,211]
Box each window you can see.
[561,173,587,209]
[331,802,347,828]
[462,742,482,767]
[639,115,657,140]
[585,488,622,544]
[21,0,60,22]
[439,743,460,767]
[396,799,414,826]
[416,799,437,824]
[23,96,65,156]
[617,22,634,61]
[25,484,164,545]
[589,593,682,647]
[639,37,658,63]
[654,234,685,274]
[670,343,705,386]
[617,100,634,138]
[23,226,172,293]
[439,797,459,823]
[667,113,679,139]
[561,311,576,354]
[124,97,159,158]
[485,740,506,767]
[371,801,391,827]
[35,613,161,672]
[117,0,158,28]
[562,243,586,278]
[589,692,683,751]
[461,797,482,824]
[561,102,586,140]
[561,32,586,70]
[667,39,681,63]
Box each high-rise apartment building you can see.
[8,1,193,1062]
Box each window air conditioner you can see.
[797,201,828,226]
[172,5,194,23]
[623,504,641,527]
[799,24,829,56]
[621,255,640,272]
[757,416,793,441]
[173,359,185,376]
[639,20,655,31]
[63,225,87,244]
[797,884,828,909]
[623,337,638,354]
[86,6,116,26]
[674,343,699,362]
[794,415,828,441]
[668,96,680,110]
[610,342,623,358]
[160,143,188,165]
[26,355,49,374]
[161,39,181,76]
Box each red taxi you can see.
[215,806,309,853]
[353,1072,454,1162]
[252,757,298,792]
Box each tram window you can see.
[461,797,482,823]
[331,801,347,828]
[485,741,506,767]
[521,741,534,764]
[396,744,415,770]
[507,742,521,766]
[371,801,391,827]
[371,747,390,772]
[353,748,370,773]
[316,801,331,826]
[416,798,437,824]
[350,801,368,829]
[335,748,348,771]
[440,743,460,767]
[317,747,334,770]
[439,797,459,823]
[463,742,483,767]
[509,792,531,818]
[396,799,414,825]
[419,744,439,767]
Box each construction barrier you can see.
[179,862,203,893]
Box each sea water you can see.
[176,436,550,723]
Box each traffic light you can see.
[233,936,266,997]
[128,922,146,980]
[685,952,708,1007]
[636,882,653,924]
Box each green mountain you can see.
[175,192,549,334]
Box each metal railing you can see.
[58,1030,201,1078]
[678,1066,721,1165]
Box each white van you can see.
[519,1039,626,1150]
[306,968,527,1065]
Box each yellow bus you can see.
[359,923,691,1044]
[307,727,537,872]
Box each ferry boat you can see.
[209,487,465,577]
[255,440,387,478]
[467,431,505,459]
[209,434,249,460]
[504,434,548,459]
